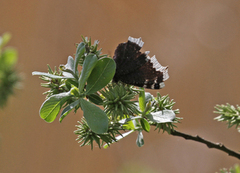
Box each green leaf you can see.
[1,48,18,67]
[87,93,103,105]
[74,42,85,73]
[120,116,141,130]
[60,56,75,78]
[234,164,240,173]
[123,119,136,130]
[140,118,150,132]
[86,57,116,94]
[59,99,80,122]
[0,32,11,48]
[32,71,73,79]
[39,92,72,123]
[70,85,80,97]
[136,131,144,147]
[78,54,98,93]
[80,98,108,134]
[146,110,176,123]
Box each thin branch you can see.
[170,130,240,160]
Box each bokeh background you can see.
[1,0,240,172]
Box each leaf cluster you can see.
[0,33,21,108]
[214,104,240,171]
[33,37,115,133]
[100,82,139,119]
[217,164,240,173]
[32,36,181,149]
[146,93,181,134]
[214,103,240,130]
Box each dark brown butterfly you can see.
[113,36,169,89]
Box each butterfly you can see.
[112,36,169,89]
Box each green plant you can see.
[214,104,240,172]
[33,36,240,171]
[217,164,240,173]
[32,36,181,149]
[0,32,21,108]
[214,104,240,130]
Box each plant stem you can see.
[170,129,240,160]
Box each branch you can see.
[170,130,240,160]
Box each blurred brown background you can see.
[1,0,240,172]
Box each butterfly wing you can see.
[113,36,169,89]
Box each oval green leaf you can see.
[78,54,98,92]
[80,98,108,134]
[39,92,71,123]
[74,42,85,73]
[86,58,116,94]
[140,118,150,132]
